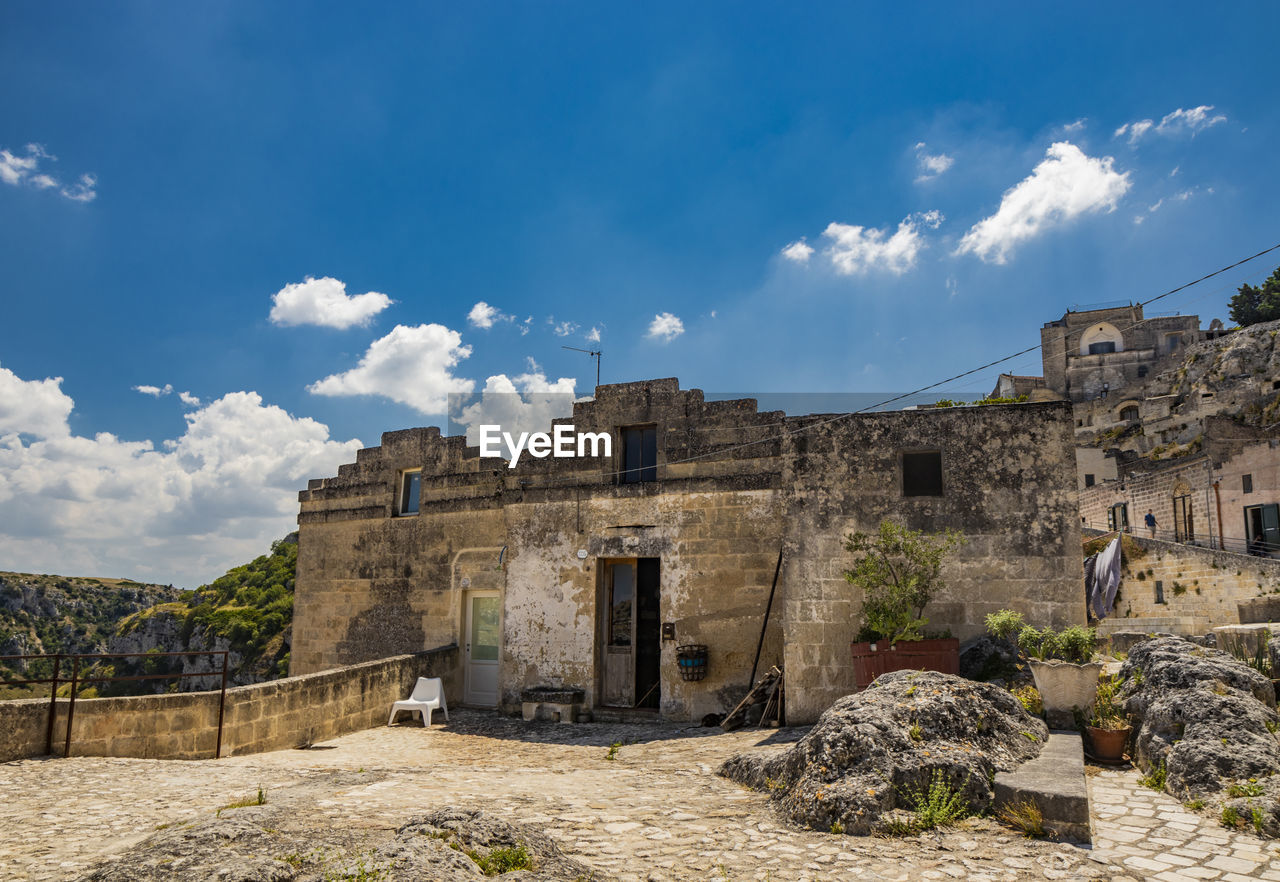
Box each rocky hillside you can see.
[98,534,298,694]
[0,574,180,697]
[1079,316,1280,455]
[1,535,299,699]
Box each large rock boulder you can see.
[1121,636,1280,799]
[77,807,608,881]
[718,670,1047,835]
[76,817,297,881]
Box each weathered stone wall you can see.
[293,380,1082,725]
[780,402,1084,721]
[0,646,457,763]
[1088,532,1280,632]
[1079,456,1216,540]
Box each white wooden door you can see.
[464,591,500,706]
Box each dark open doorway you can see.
[599,557,661,709]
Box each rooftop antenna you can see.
[561,345,602,388]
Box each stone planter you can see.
[851,638,960,689]
[1086,725,1131,763]
[1029,660,1102,729]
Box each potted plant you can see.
[847,521,965,688]
[1086,674,1131,762]
[1019,622,1101,729]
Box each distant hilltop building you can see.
[1039,302,1229,410]
[1008,301,1279,559]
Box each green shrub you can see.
[845,521,965,644]
[898,770,970,831]
[985,609,1025,642]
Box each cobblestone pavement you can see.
[1090,768,1280,881]
[0,709,1243,881]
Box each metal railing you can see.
[0,650,229,758]
[1083,522,1278,558]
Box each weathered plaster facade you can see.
[293,379,1083,724]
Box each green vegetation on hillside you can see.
[1229,265,1280,327]
[0,575,180,698]
[105,535,298,693]
[1,536,299,699]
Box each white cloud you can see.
[520,317,532,336]
[0,144,43,185]
[1157,105,1227,135]
[954,142,1130,264]
[268,276,392,329]
[468,301,515,330]
[452,365,577,448]
[1115,106,1225,145]
[552,320,579,337]
[60,173,97,203]
[1134,188,1199,225]
[0,364,74,439]
[179,391,201,407]
[307,323,475,414]
[1061,119,1087,134]
[0,143,95,202]
[822,210,943,275]
[913,142,954,183]
[781,239,814,263]
[133,383,173,398]
[585,326,602,343]
[1114,119,1153,145]
[646,312,685,342]
[946,276,959,299]
[0,365,359,587]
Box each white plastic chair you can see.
[388,677,449,727]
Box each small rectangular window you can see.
[1154,580,1165,604]
[621,426,657,483]
[1243,474,1254,494]
[399,470,421,515]
[1137,365,1148,378]
[1085,473,1096,487]
[1088,341,1116,355]
[902,451,943,497]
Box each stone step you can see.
[993,730,1091,844]
[1095,616,1196,636]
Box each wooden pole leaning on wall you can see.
[749,544,785,689]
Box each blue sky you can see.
[2,2,1278,585]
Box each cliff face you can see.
[1,535,297,697]
[0,574,180,695]
[98,535,297,694]
[1077,317,1280,457]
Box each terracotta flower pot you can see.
[1087,725,1132,762]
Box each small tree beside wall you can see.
[845,520,965,644]
[845,521,966,689]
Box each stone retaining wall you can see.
[1088,530,1280,632]
[0,645,457,762]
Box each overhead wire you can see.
[492,240,1280,491]
[947,263,1274,396]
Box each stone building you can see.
[1079,417,1280,557]
[1039,303,1216,409]
[292,379,1084,724]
